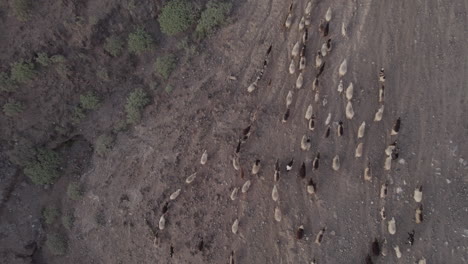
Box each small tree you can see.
[12,0,32,22]
[3,100,24,117]
[95,134,114,156]
[43,206,61,224]
[125,88,150,124]
[128,28,153,54]
[79,92,100,110]
[154,55,177,79]
[36,52,51,66]
[46,233,68,256]
[0,72,17,92]
[196,1,232,39]
[104,36,124,57]
[24,148,61,185]
[158,0,198,36]
[11,60,36,83]
[67,182,84,200]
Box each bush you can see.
[3,100,24,117]
[42,206,61,225]
[79,92,100,110]
[67,182,84,200]
[46,233,68,256]
[128,28,153,54]
[50,55,66,64]
[154,55,177,79]
[125,88,150,124]
[95,134,114,156]
[0,72,17,92]
[24,148,61,185]
[104,36,124,57]
[11,60,36,83]
[196,1,232,39]
[62,212,75,230]
[12,0,32,22]
[96,68,110,81]
[158,0,198,36]
[71,106,86,124]
[36,52,51,66]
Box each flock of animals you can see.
[155,1,429,263]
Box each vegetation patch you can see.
[3,100,24,117]
[154,55,177,79]
[62,212,75,230]
[67,182,84,200]
[79,92,100,110]
[36,52,51,66]
[125,88,150,124]
[196,1,232,39]
[24,148,61,185]
[42,206,61,225]
[95,134,114,156]
[12,0,32,22]
[46,233,68,256]
[158,0,198,36]
[11,60,36,83]
[0,72,17,92]
[128,28,153,54]
[104,36,124,57]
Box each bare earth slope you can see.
[3,0,467,263]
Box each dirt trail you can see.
[57,0,468,263]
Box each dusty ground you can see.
[1,0,467,263]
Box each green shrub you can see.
[104,36,124,57]
[154,55,177,79]
[36,52,51,66]
[95,134,114,156]
[11,60,36,83]
[46,233,68,256]
[96,68,110,81]
[128,28,153,54]
[42,206,61,224]
[3,100,24,117]
[196,1,232,39]
[12,0,32,22]
[50,55,66,64]
[79,92,100,110]
[24,148,61,185]
[67,182,84,200]
[62,212,75,230]
[158,0,198,36]
[125,88,150,124]
[0,72,17,92]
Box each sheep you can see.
[385,141,397,156]
[384,156,392,171]
[297,225,305,239]
[337,80,344,93]
[355,142,363,158]
[304,16,311,26]
[274,207,282,222]
[200,150,208,165]
[364,163,371,181]
[307,178,316,194]
[415,205,423,223]
[289,59,296,74]
[378,68,385,82]
[315,228,325,244]
[299,16,306,30]
[324,126,331,138]
[418,258,427,264]
[332,155,340,171]
[380,206,386,220]
[170,189,181,200]
[230,187,239,201]
[286,90,293,107]
[372,238,381,256]
[388,217,396,235]
[325,113,332,126]
[309,115,316,130]
[312,77,319,90]
[414,186,423,202]
[229,251,235,264]
[286,159,294,171]
[346,101,355,119]
[252,159,261,175]
[380,183,388,198]
[299,56,306,70]
[305,104,313,120]
[391,117,401,135]
[313,152,320,170]
[159,214,166,230]
[274,159,280,182]
[337,121,344,137]
[346,82,354,100]
[301,135,311,151]
[341,22,347,37]
[292,41,301,57]
[232,155,240,171]
[374,105,384,121]
[318,19,329,37]
[285,13,293,29]
[305,1,312,14]
[272,184,279,201]
[186,172,197,184]
[381,239,388,256]
[296,72,304,89]
[299,162,306,178]
[315,51,323,68]
[232,219,239,234]
[358,121,366,138]
[282,108,290,123]
[321,43,328,57]
[241,180,251,193]
[378,84,384,103]
[339,59,347,77]
[325,7,332,22]
[247,80,258,93]
[394,245,402,259]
